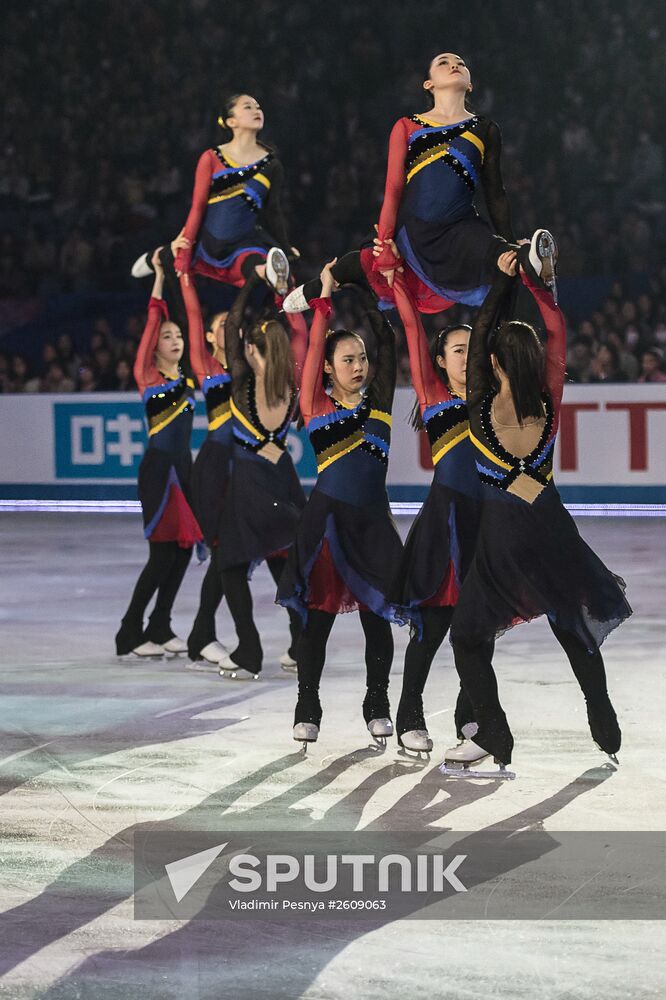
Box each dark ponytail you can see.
[490,320,545,424]
[409,323,471,430]
[245,318,294,407]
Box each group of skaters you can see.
[115,53,631,776]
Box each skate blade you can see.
[185,660,221,672]
[439,763,516,780]
[370,736,388,751]
[219,669,260,681]
[118,652,164,661]
[398,746,431,760]
[280,663,298,675]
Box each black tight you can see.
[295,609,394,726]
[452,619,618,764]
[221,558,300,672]
[302,250,372,301]
[396,606,476,738]
[116,542,192,653]
[187,548,224,659]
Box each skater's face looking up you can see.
[437,327,470,395]
[425,54,471,98]
[155,322,184,370]
[325,335,368,397]
[224,95,264,133]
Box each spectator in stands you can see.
[639,348,666,383]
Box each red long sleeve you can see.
[180,274,224,385]
[520,272,567,414]
[285,312,309,390]
[373,119,410,271]
[392,276,446,410]
[299,300,333,424]
[174,150,215,274]
[134,298,168,394]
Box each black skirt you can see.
[390,481,481,613]
[137,446,193,535]
[191,438,232,548]
[449,485,632,652]
[216,449,305,570]
[277,486,406,624]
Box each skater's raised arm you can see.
[466,262,515,410]
[481,121,514,243]
[520,270,567,414]
[224,269,263,384]
[361,288,397,413]
[392,274,446,409]
[299,301,332,424]
[134,250,169,393]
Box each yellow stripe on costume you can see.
[148,397,190,437]
[432,427,469,465]
[230,399,262,439]
[460,130,485,160]
[469,431,513,470]
[369,409,392,427]
[254,172,271,189]
[406,147,450,184]
[208,409,232,431]
[317,437,364,473]
[208,185,244,205]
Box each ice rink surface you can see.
[1,512,664,999]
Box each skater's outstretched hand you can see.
[171,230,191,284]
[320,258,339,298]
[497,249,518,276]
[150,248,165,298]
[372,229,403,287]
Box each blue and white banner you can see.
[1,386,665,503]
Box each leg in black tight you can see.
[359,611,394,722]
[267,557,301,659]
[548,620,621,754]
[452,637,514,764]
[295,610,336,725]
[144,545,193,643]
[397,607,453,736]
[240,253,267,280]
[302,251,372,301]
[116,542,180,653]
[187,548,224,659]
[220,562,263,672]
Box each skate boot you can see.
[396,693,433,755]
[587,696,621,764]
[265,247,290,298]
[519,229,558,303]
[279,651,298,674]
[293,687,322,750]
[363,687,393,748]
[440,739,515,780]
[161,636,188,655]
[282,284,311,314]
[125,641,165,659]
[186,640,228,672]
[115,615,152,657]
[130,251,155,279]
[219,652,261,681]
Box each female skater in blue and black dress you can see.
[115,248,203,657]
[445,233,632,775]
[284,52,522,315]
[215,265,308,679]
[278,261,406,745]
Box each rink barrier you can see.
[1,385,665,506]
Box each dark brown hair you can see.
[490,320,545,423]
[245,318,294,407]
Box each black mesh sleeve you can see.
[481,121,514,243]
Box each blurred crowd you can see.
[1,0,664,389]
